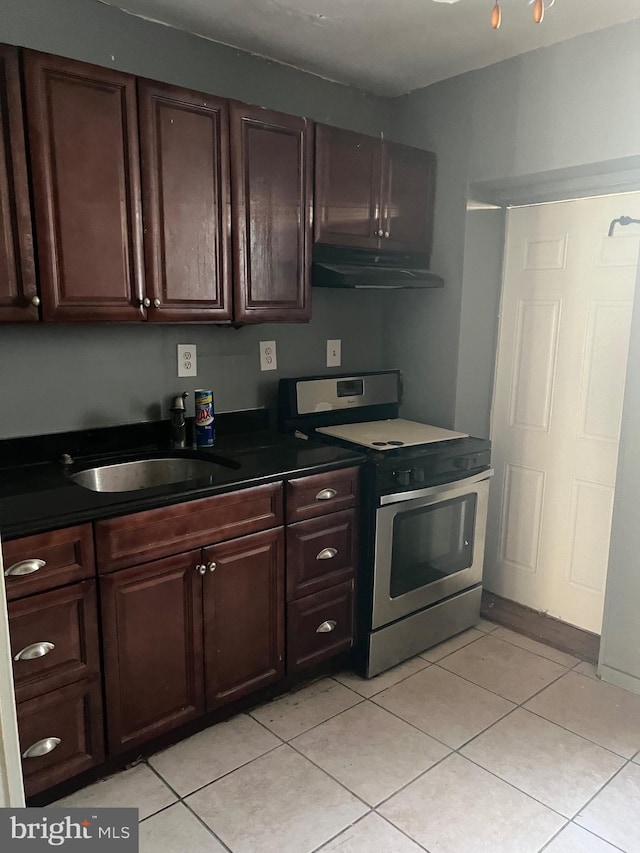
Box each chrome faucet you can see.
[169,392,189,449]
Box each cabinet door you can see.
[139,80,232,322]
[230,102,311,323]
[314,124,382,249]
[24,51,145,321]
[100,551,204,753]
[381,141,436,255]
[202,528,284,708]
[0,45,38,321]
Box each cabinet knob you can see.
[315,488,337,501]
[316,620,337,634]
[141,297,151,308]
[377,229,384,237]
[14,642,55,662]
[30,295,41,307]
[5,559,46,577]
[196,564,207,575]
[384,231,390,239]
[153,298,161,308]
[316,547,337,561]
[207,562,216,573]
[23,737,61,759]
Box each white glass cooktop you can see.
[316,418,468,450]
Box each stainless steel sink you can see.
[68,456,232,493]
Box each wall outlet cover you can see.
[177,344,197,377]
[260,340,277,371]
[327,339,341,367]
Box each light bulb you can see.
[533,0,545,23]
[491,1,501,29]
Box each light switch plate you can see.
[327,339,341,367]
[177,344,197,377]
[260,340,277,371]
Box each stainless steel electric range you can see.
[278,370,493,677]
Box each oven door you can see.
[372,470,493,630]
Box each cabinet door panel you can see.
[0,45,38,321]
[203,528,284,707]
[100,551,204,753]
[381,142,436,255]
[9,580,100,703]
[314,124,381,249]
[139,81,232,322]
[231,102,311,323]
[24,51,144,321]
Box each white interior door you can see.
[486,193,640,633]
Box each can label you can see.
[195,389,215,446]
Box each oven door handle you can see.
[380,468,494,506]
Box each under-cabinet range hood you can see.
[312,245,444,290]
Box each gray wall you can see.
[0,0,393,438]
[387,20,640,431]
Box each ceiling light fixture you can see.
[490,0,556,30]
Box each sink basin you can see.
[68,456,234,493]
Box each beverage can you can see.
[194,389,215,447]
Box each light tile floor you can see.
[55,621,640,852]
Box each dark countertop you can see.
[0,424,365,541]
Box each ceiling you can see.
[97,0,640,96]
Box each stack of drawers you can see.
[4,525,104,797]
[285,466,360,672]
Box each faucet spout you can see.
[170,392,189,449]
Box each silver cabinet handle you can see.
[31,295,41,307]
[384,231,390,238]
[316,548,337,561]
[196,564,206,575]
[316,620,337,634]
[14,642,55,661]
[141,297,151,308]
[207,562,216,573]
[153,298,161,308]
[5,559,46,577]
[315,488,337,501]
[23,737,61,759]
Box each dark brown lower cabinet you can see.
[287,579,355,673]
[100,531,285,752]
[100,550,205,754]
[18,677,104,798]
[203,528,284,708]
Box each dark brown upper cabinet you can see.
[0,45,38,322]
[138,80,232,322]
[314,124,436,256]
[230,102,312,323]
[24,51,145,322]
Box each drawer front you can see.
[18,677,105,798]
[3,525,95,601]
[95,482,283,572]
[9,581,100,703]
[287,580,354,673]
[286,467,359,523]
[286,508,358,601]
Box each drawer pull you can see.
[14,642,55,661]
[5,559,46,577]
[22,737,61,759]
[316,548,337,561]
[316,620,337,633]
[315,488,337,501]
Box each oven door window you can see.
[389,494,477,598]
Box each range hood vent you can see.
[312,246,444,290]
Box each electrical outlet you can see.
[260,340,277,371]
[327,339,341,367]
[177,344,197,377]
